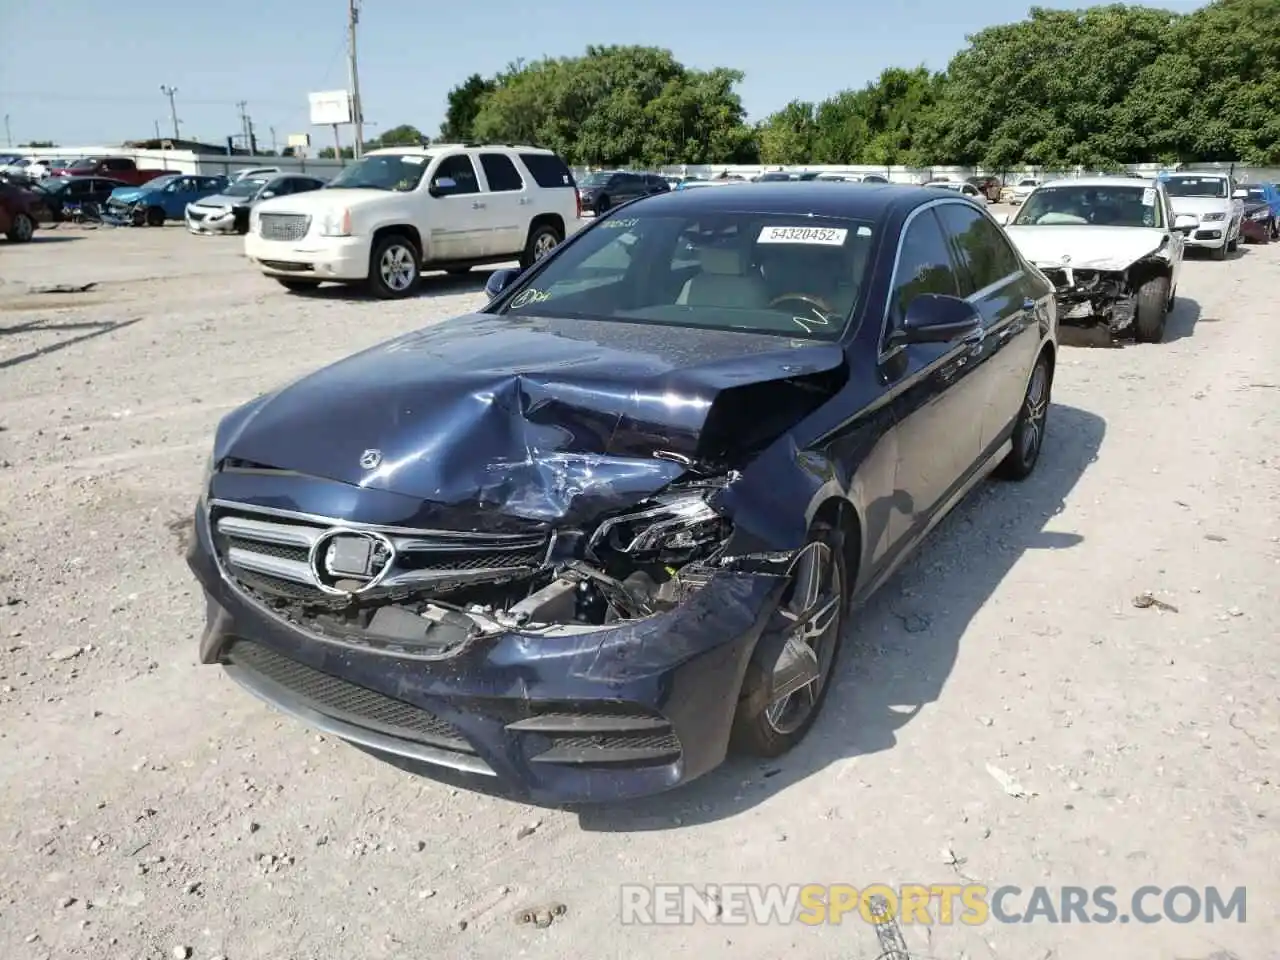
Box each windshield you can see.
[578,172,614,187]
[1012,184,1164,228]
[1165,176,1228,198]
[224,177,268,197]
[1244,188,1266,202]
[67,158,99,170]
[494,211,877,340]
[327,154,432,191]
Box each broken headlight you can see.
[588,485,732,564]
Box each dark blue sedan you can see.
[186,183,1059,803]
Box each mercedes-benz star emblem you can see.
[359,448,383,470]
[308,528,396,595]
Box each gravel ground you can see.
[1,218,1277,960]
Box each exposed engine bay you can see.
[1034,256,1168,336]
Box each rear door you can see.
[934,200,1043,457]
[477,152,528,256]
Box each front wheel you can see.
[519,222,563,270]
[1212,240,1227,260]
[731,521,848,758]
[995,353,1052,481]
[367,234,420,299]
[145,206,165,227]
[1134,275,1170,343]
[6,212,34,242]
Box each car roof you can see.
[621,181,937,220]
[1165,171,1229,180]
[1040,176,1154,190]
[365,143,551,156]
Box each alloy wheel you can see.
[1020,363,1050,466]
[533,230,558,260]
[11,213,33,242]
[765,541,843,735]
[379,244,417,292]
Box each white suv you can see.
[244,144,581,297]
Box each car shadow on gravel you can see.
[1163,295,1201,342]
[571,402,1107,830]
[0,317,141,371]
[282,270,495,301]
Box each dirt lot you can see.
[1,220,1278,960]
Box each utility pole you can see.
[159,85,180,140]
[269,126,278,155]
[236,100,250,154]
[154,119,161,141]
[3,114,11,148]
[347,0,364,157]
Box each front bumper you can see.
[1240,215,1272,243]
[186,506,783,804]
[244,232,371,280]
[186,204,239,234]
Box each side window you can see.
[105,158,128,171]
[518,152,574,188]
[934,203,1021,296]
[478,153,524,192]
[431,154,479,195]
[889,209,960,329]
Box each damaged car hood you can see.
[1004,225,1171,271]
[215,314,846,523]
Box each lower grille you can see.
[259,212,310,242]
[225,640,473,752]
[507,704,682,767]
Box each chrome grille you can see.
[209,501,551,603]
[258,213,311,242]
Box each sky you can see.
[0,0,1208,150]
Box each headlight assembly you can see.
[588,484,732,562]
[1201,212,1225,222]
[318,208,351,237]
[198,445,216,505]
[1250,208,1269,221]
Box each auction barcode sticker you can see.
[757,226,848,245]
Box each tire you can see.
[367,234,420,299]
[275,278,321,292]
[1226,236,1238,254]
[1134,275,1170,344]
[995,353,1052,481]
[1270,218,1278,241]
[145,206,165,227]
[1212,239,1227,260]
[730,520,849,758]
[596,194,612,215]
[5,212,34,243]
[519,222,563,270]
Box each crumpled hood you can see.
[215,314,846,524]
[1004,225,1170,271]
[191,193,241,209]
[1168,195,1231,217]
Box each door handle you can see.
[962,327,985,345]
[472,201,486,209]
[519,197,532,205]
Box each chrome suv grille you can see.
[258,213,311,242]
[209,502,552,604]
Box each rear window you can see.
[519,152,576,189]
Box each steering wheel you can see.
[769,292,836,331]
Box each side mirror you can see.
[260,190,276,199]
[996,212,1012,226]
[890,294,982,346]
[428,176,457,198]
[1173,213,1198,232]
[484,267,523,299]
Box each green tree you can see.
[439,74,497,142]
[369,124,426,148]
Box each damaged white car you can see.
[1000,177,1194,343]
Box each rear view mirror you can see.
[1233,189,1248,198]
[428,176,457,198]
[485,267,523,299]
[1174,213,1198,232]
[891,294,982,346]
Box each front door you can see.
[424,154,488,261]
[933,200,1043,457]
[878,205,986,548]
[477,152,529,258]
